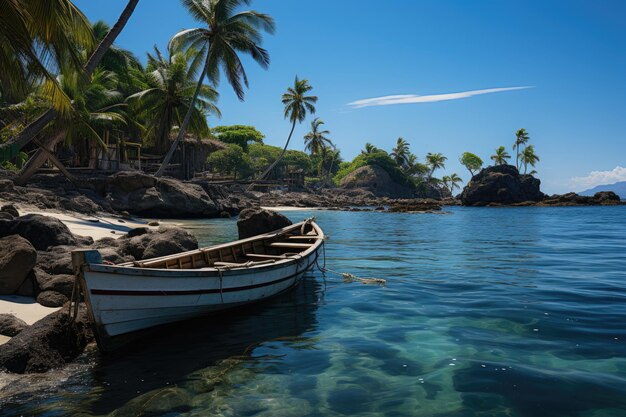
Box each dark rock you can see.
[0,235,37,295]
[593,191,620,203]
[0,212,14,221]
[237,208,293,239]
[16,270,38,297]
[127,227,149,238]
[0,304,92,373]
[461,165,543,206]
[540,191,624,206]
[107,171,157,193]
[1,214,76,250]
[219,211,231,218]
[0,314,28,337]
[0,179,14,192]
[38,274,75,298]
[388,199,442,212]
[147,221,159,226]
[339,165,415,198]
[1,204,19,217]
[60,195,101,214]
[116,226,198,260]
[37,291,69,307]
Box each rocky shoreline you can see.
[0,168,624,374]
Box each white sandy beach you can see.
[0,201,158,344]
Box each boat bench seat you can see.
[245,253,288,259]
[268,242,312,249]
[286,235,318,240]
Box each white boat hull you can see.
[74,221,324,352]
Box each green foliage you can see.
[459,152,483,176]
[333,150,412,187]
[212,125,264,151]
[207,144,253,179]
[248,143,312,174]
[490,145,511,165]
[520,145,540,174]
[425,152,447,179]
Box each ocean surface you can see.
[1,206,626,417]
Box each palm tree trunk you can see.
[1,0,139,161]
[14,131,66,185]
[84,0,139,77]
[155,61,209,178]
[249,119,296,190]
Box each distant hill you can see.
[580,181,626,199]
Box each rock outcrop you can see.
[0,314,28,337]
[0,235,37,294]
[237,208,293,239]
[0,305,92,373]
[105,172,222,217]
[539,191,622,206]
[0,214,77,250]
[460,165,543,206]
[339,165,415,198]
[112,226,199,260]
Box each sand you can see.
[0,201,158,344]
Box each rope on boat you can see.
[315,241,386,286]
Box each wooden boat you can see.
[71,219,324,352]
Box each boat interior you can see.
[119,221,323,270]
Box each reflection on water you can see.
[2,206,626,416]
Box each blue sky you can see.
[75,0,626,194]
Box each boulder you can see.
[0,314,28,337]
[460,165,543,206]
[388,200,442,212]
[0,212,14,221]
[540,191,623,206]
[105,172,221,217]
[0,214,76,250]
[0,304,92,373]
[1,204,19,217]
[16,270,38,297]
[593,191,620,203]
[37,290,69,307]
[37,274,75,298]
[339,165,415,198]
[0,235,37,295]
[115,226,198,260]
[237,208,293,239]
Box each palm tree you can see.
[0,0,94,110]
[128,45,221,153]
[5,0,140,174]
[520,145,540,174]
[157,0,275,177]
[513,128,529,170]
[390,137,410,168]
[442,173,463,194]
[426,152,447,180]
[303,118,331,155]
[255,76,317,183]
[490,145,511,166]
[404,153,428,177]
[362,142,380,155]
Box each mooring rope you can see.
[315,241,386,286]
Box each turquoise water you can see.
[2,206,626,416]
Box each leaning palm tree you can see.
[303,117,331,156]
[3,0,140,162]
[520,145,540,174]
[254,76,317,183]
[490,145,511,166]
[513,128,529,170]
[128,45,221,153]
[390,137,410,168]
[447,173,463,194]
[157,0,275,177]
[426,152,447,180]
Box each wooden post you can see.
[71,250,103,274]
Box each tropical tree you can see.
[490,145,510,166]
[157,0,275,177]
[255,76,317,183]
[404,153,429,177]
[390,137,410,168]
[426,152,447,180]
[127,45,220,153]
[361,142,380,155]
[442,173,463,194]
[3,0,140,165]
[520,145,540,174]
[513,128,529,170]
[207,143,253,179]
[0,0,94,110]
[211,125,264,151]
[459,152,483,176]
[304,117,331,154]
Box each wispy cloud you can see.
[347,86,533,108]
[570,166,626,190]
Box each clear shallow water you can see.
[2,206,626,416]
